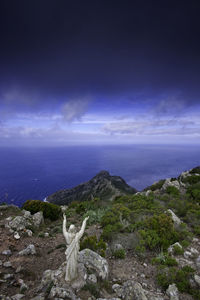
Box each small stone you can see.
[143,263,147,267]
[2,249,12,256]
[4,273,14,280]
[142,282,148,288]
[14,232,20,240]
[190,247,199,256]
[44,232,49,237]
[26,229,33,236]
[3,261,12,268]
[20,282,28,293]
[184,251,192,259]
[141,273,145,278]
[192,238,199,243]
[0,260,2,266]
[18,244,36,256]
[15,266,23,273]
[113,243,123,251]
[11,294,25,300]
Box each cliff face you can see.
[47,170,137,205]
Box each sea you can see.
[0,144,199,207]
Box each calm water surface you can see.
[0,145,199,206]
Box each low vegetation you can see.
[22,199,62,221]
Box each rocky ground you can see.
[1,167,200,300]
[0,204,199,300]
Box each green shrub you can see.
[157,266,195,293]
[22,200,61,221]
[173,244,184,255]
[152,252,178,266]
[180,239,190,248]
[82,283,100,298]
[83,208,107,225]
[182,175,200,185]
[80,235,106,257]
[138,214,178,251]
[194,225,200,235]
[166,186,180,197]
[187,183,200,204]
[101,223,123,241]
[190,167,200,174]
[113,248,126,259]
[38,232,45,238]
[144,179,165,191]
[75,199,101,215]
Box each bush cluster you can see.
[113,248,126,259]
[151,252,178,266]
[137,213,178,252]
[156,266,200,298]
[22,200,61,221]
[80,235,106,257]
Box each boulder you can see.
[9,216,32,231]
[166,209,182,226]
[19,244,36,256]
[162,179,180,191]
[49,286,77,300]
[23,210,31,218]
[78,249,109,280]
[113,281,148,300]
[32,211,44,228]
[39,261,87,293]
[166,284,179,300]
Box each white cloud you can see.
[62,97,92,122]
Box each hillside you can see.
[47,170,137,205]
[0,166,200,300]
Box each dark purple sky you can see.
[0,0,200,146]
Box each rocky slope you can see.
[0,166,200,300]
[47,170,137,205]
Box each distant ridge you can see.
[47,170,137,205]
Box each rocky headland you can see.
[47,170,137,205]
[0,167,200,300]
